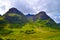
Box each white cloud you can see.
[0,0,12,15]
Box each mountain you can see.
[3,8,28,27]
[26,11,56,22]
[26,11,58,29]
[6,8,23,15]
[0,14,1,16]
[58,23,60,28]
[26,14,35,21]
[34,11,59,29]
[35,11,56,22]
[0,8,60,40]
[35,11,53,20]
[2,8,58,28]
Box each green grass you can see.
[0,17,60,40]
[0,23,60,40]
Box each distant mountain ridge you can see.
[0,7,59,29]
[26,11,56,22]
[26,14,35,21]
[2,8,57,25]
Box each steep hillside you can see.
[34,11,59,29]
[3,8,27,23]
[3,8,28,28]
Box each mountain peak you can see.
[9,8,18,11]
[37,11,47,15]
[3,8,28,24]
[35,11,51,20]
[6,8,22,14]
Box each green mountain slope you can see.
[3,8,28,28]
[0,8,60,40]
[3,8,28,23]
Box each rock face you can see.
[3,8,28,24]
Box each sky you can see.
[0,0,60,23]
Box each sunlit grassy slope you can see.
[0,16,60,40]
[0,21,60,40]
